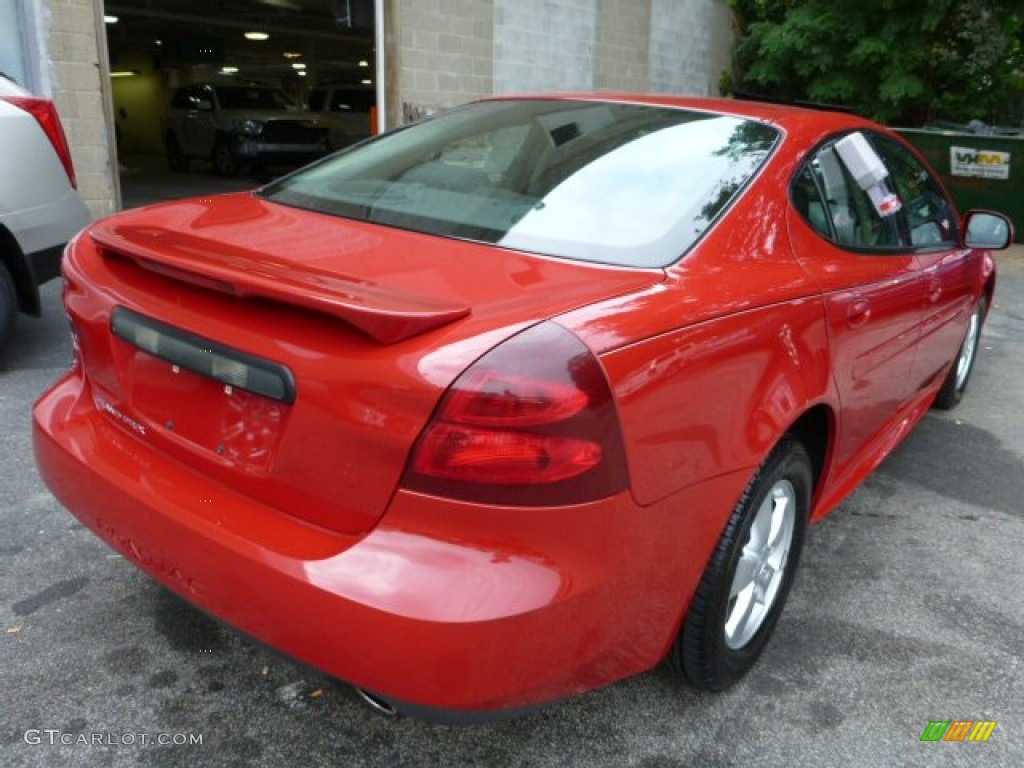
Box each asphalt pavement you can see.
[1,169,1022,767]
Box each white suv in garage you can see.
[163,82,329,176]
[0,74,91,354]
[306,83,374,150]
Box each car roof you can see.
[482,92,881,147]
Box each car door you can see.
[788,139,925,473]
[869,134,978,395]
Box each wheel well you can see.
[785,405,832,494]
[983,276,996,319]
[0,224,40,316]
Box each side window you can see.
[329,89,373,113]
[181,86,211,111]
[871,135,958,246]
[330,89,353,111]
[794,141,904,250]
[792,167,833,238]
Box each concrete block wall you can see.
[493,0,596,93]
[595,0,652,92]
[39,0,117,219]
[649,0,733,96]
[390,0,735,126]
[390,0,495,123]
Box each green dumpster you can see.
[894,128,1023,242]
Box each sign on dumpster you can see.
[951,146,1011,180]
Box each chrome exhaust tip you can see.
[354,686,399,717]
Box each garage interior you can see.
[103,0,377,188]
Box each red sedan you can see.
[33,95,1012,721]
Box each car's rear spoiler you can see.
[90,223,471,344]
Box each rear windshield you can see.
[260,99,780,268]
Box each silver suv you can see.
[306,84,374,150]
[163,83,329,176]
[0,74,91,354]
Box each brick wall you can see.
[41,0,117,219]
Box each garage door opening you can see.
[102,0,380,207]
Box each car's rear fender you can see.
[587,296,836,508]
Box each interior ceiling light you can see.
[358,59,369,67]
[292,62,307,70]
[244,31,270,41]
[155,40,163,46]
[109,71,139,77]
[104,15,118,23]
[220,66,239,74]
[361,79,372,85]
[283,52,302,59]
[297,71,307,77]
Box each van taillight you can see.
[4,96,77,188]
[403,322,628,506]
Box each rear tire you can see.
[0,261,16,355]
[674,436,812,690]
[933,296,986,410]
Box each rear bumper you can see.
[32,370,730,716]
[4,188,89,287]
[26,243,64,286]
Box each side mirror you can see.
[962,210,1014,250]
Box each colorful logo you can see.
[950,146,1011,180]
[920,720,997,742]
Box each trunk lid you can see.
[68,193,661,533]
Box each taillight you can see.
[3,96,77,188]
[403,321,628,506]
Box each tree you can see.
[730,0,1024,126]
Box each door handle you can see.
[928,277,943,303]
[847,299,871,329]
